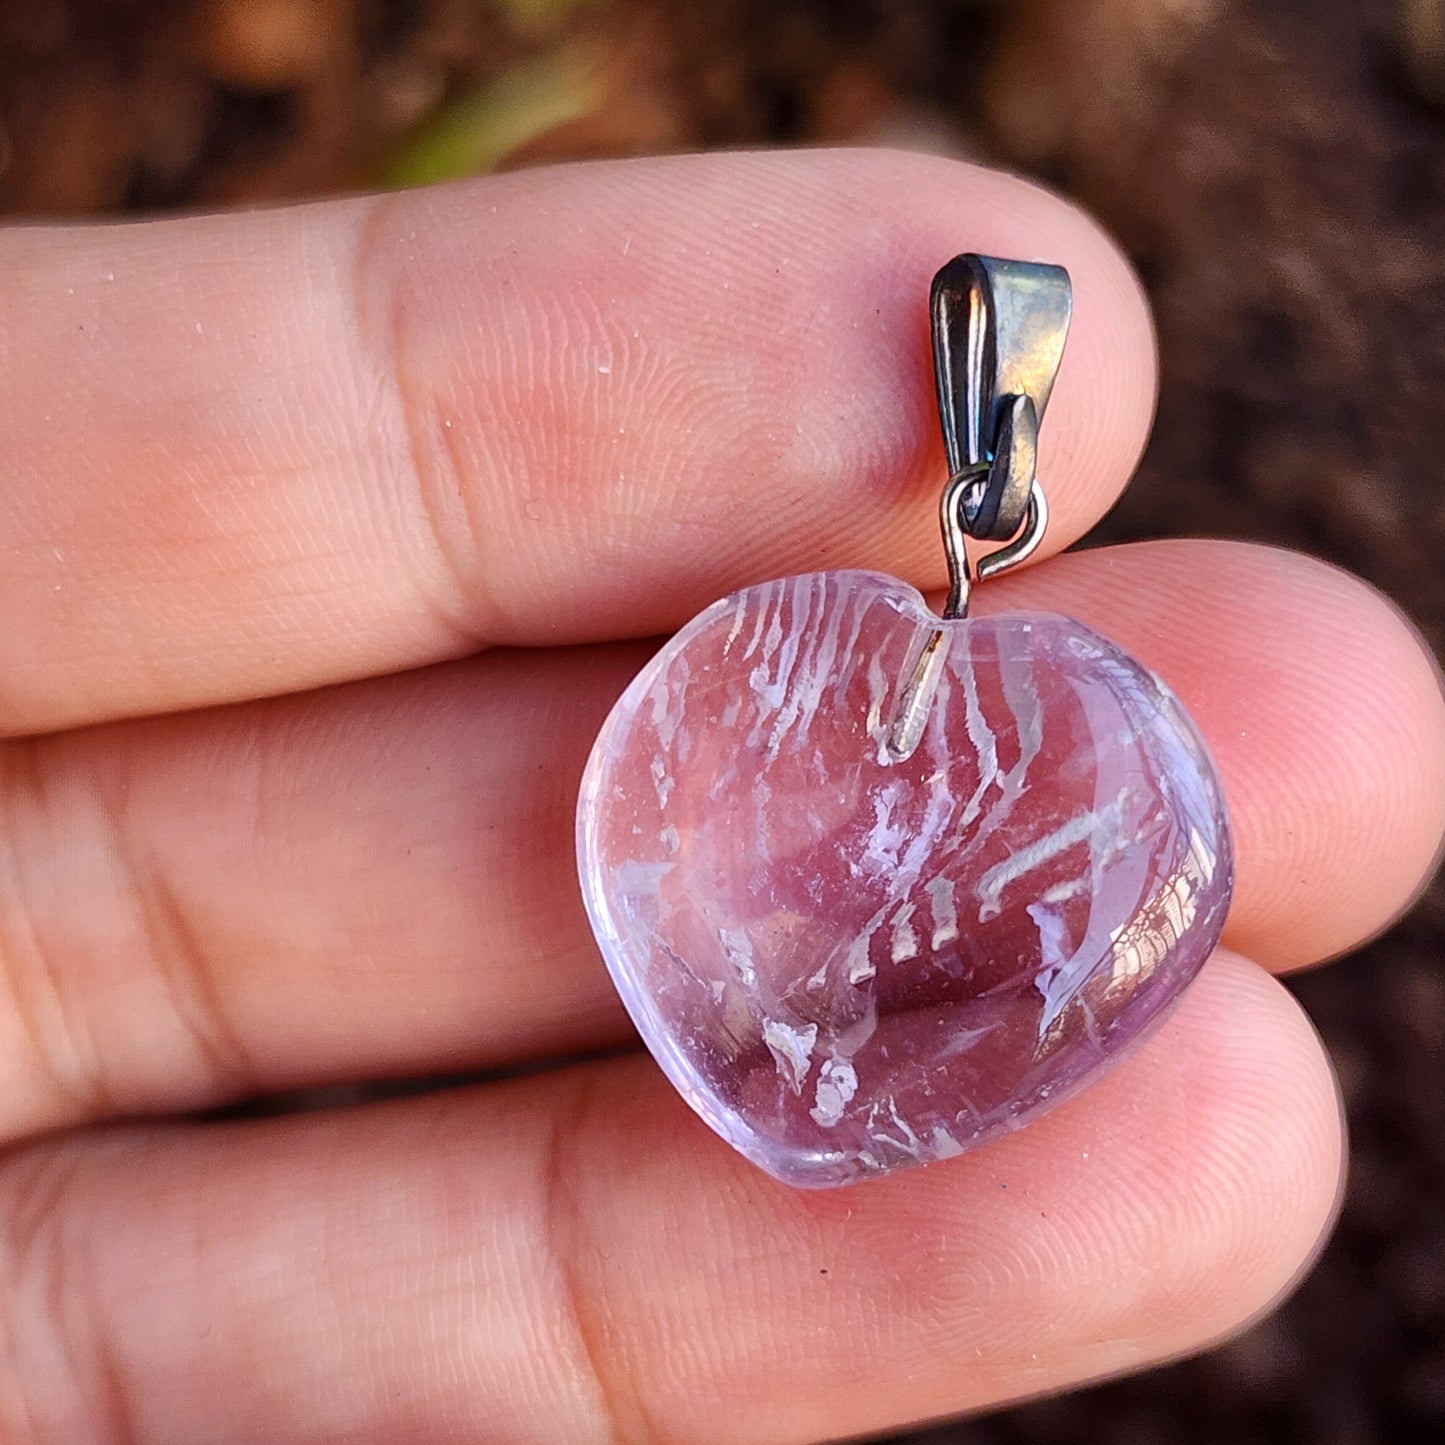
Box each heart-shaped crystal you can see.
[578,570,1232,1187]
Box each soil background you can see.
[0,2,1441,1442]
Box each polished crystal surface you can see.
[577,570,1232,1187]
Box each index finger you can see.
[0,149,1155,735]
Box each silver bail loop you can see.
[930,254,1072,618]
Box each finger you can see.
[0,148,1155,735]
[1,541,1437,1147]
[0,952,1341,1445]
[0,643,639,1140]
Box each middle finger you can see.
[0,538,1440,1142]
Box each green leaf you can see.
[381,52,602,190]
[496,0,597,38]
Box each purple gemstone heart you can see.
[578,570,1232,1187]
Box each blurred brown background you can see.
[1,1,1440,1441]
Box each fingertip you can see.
[1108,950,1346,1347]
[1198,546,1445,969]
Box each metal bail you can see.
[931,254,1072,539]
[930,254,1072,618]
[889,255,1073,755]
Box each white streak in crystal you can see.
[1028,901,1079,1042]
[762,1019,818,1093]
[888,1100,922,1153]
[829,587,869,707]
[649,755,675,808]
[926,875,959,948]
[661,824,680,855]
[868,1098,924,1158]
[1039,873,1090,906]
[864,651,891,762]
[952,644,1043,874]
[890,766,955,898]
[760,591,785,670]
[862,784,908,873]
[723,593,747,653]
[845,906,888,984]
[890,901,919,962]
[956,651,1000,831]
[976,801,1121,922]
[929,1125,964,1160]
[1000,646,1043,787]
[741,578,776,661]
[810,1057,858,1127]
[651,653,688,752]
[751,576,811,733]
[719,927,756,986]
[769,575,845,759]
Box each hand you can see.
[0,149,1440,1444]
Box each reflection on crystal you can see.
[1107,827,1215,995]
[578,570,1233,1188]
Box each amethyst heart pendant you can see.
[576,256,1233,1187]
